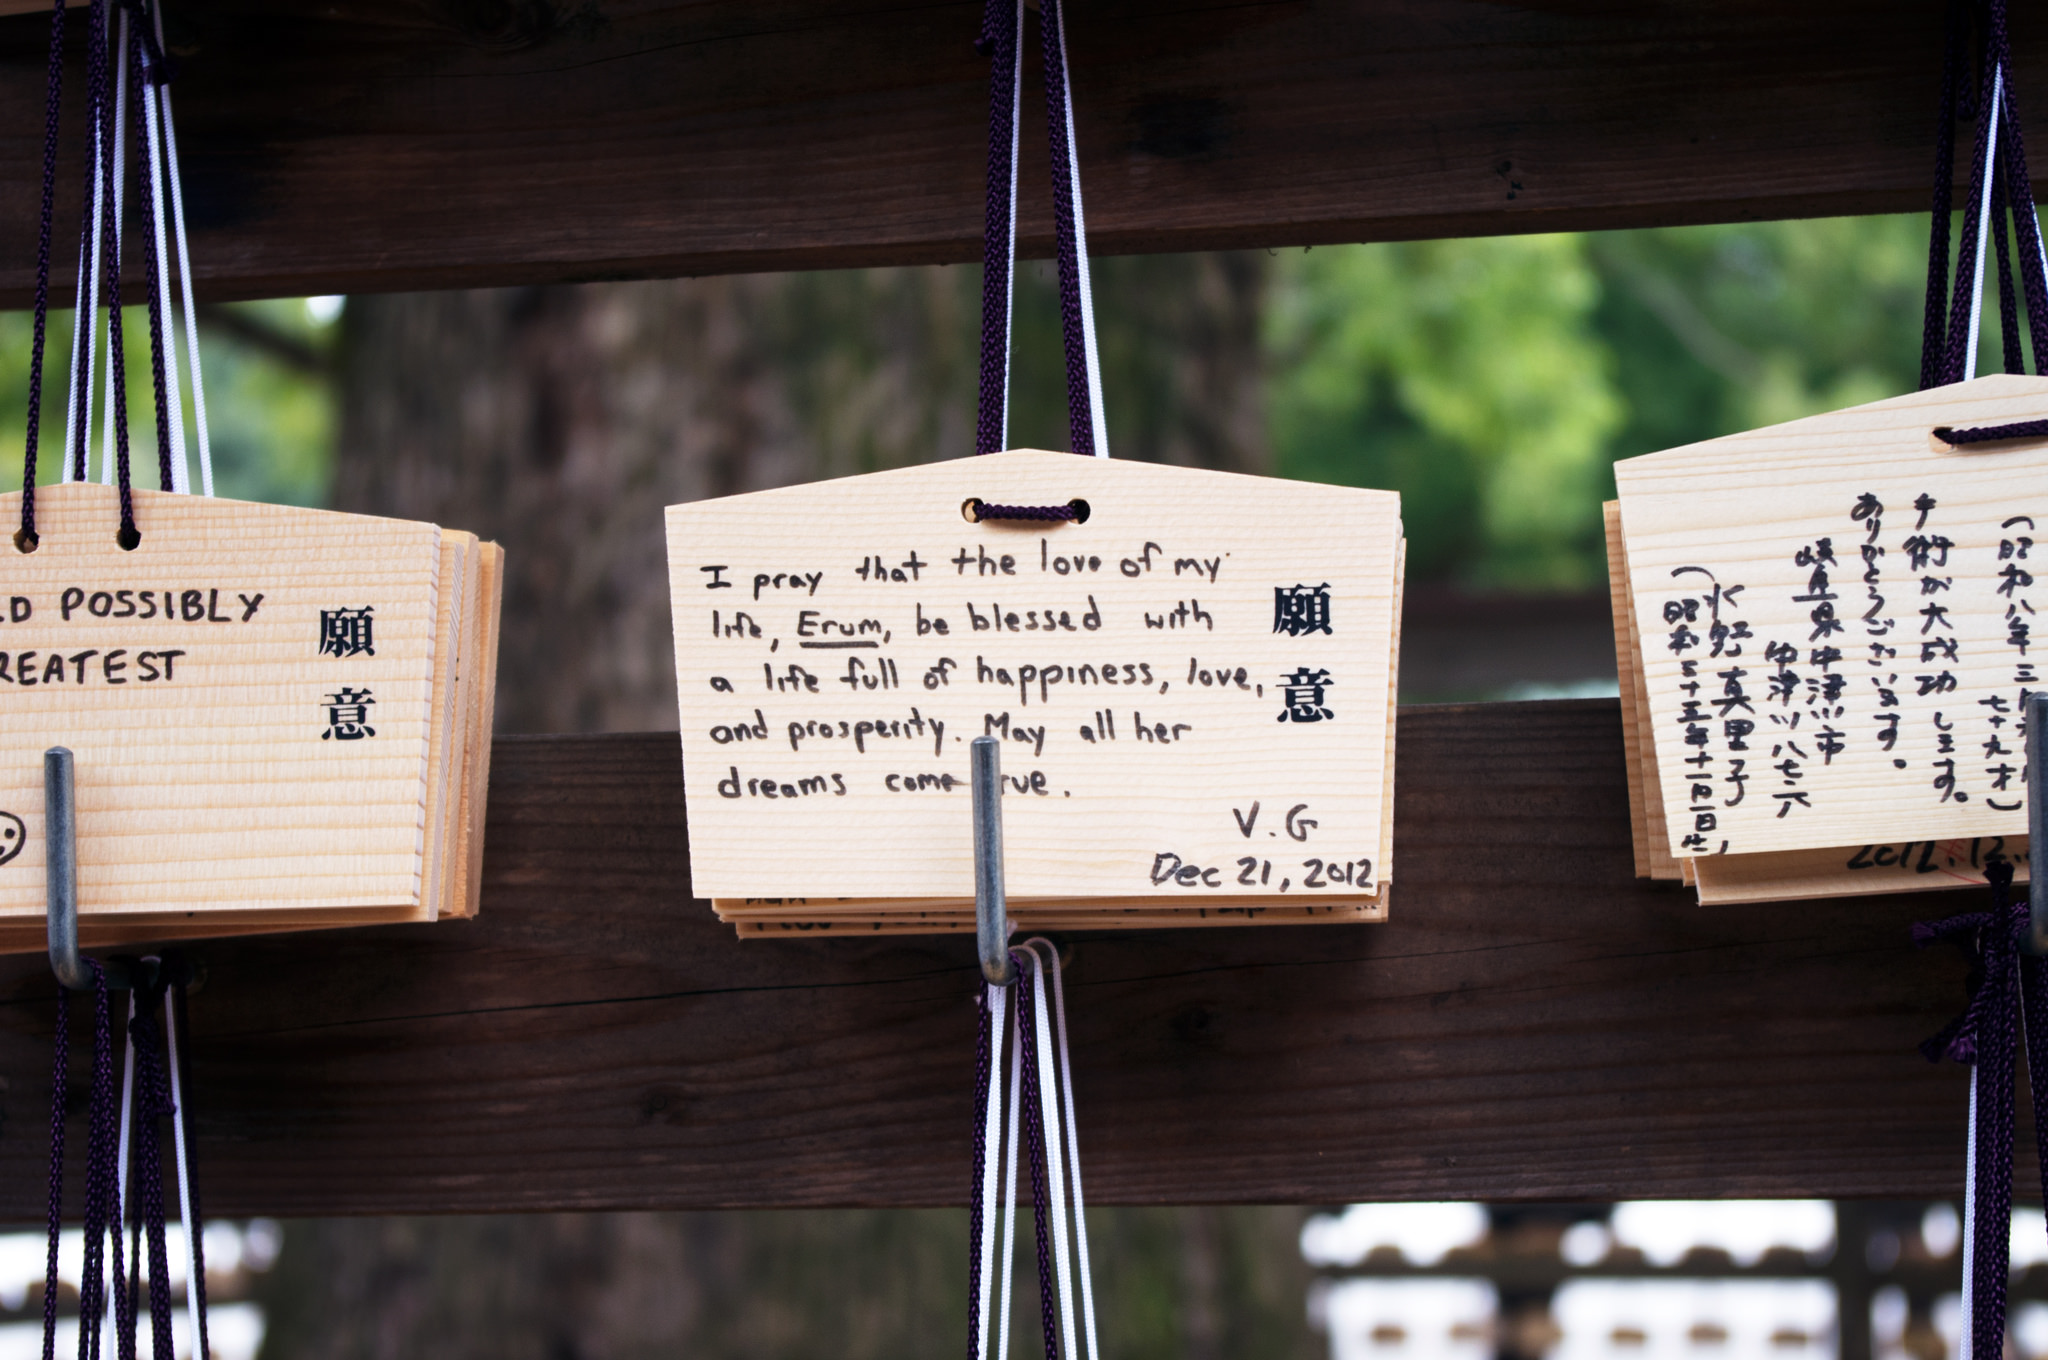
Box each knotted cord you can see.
[1917,863,2048,1359]
[1920,1,2048,443]
[22,0,201,556]
[970,0,1108,522]
[968,944,1098,1360]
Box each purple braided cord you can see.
[122,7,174,498]
[973,0,1096,461]
[119,1224,135,1360]
[1936,0,2048,385]
[1036,0,1093,459]
[1012,956,1060,1360]
[20,0,68,550]
[975,0,1018,456]
[90,0,137,549]
[1918,0,2048,444]
[1923,0,1966,390]
[1914,862,2048,1360]
[1986,0,2048,369]
[171,982,207,1360]
[67,0,115,491]
[67,0,112,488]
[1936,418,2048,443]
[79,963,115,1360]
[967,985,994,1360]
[969,501,1078,523]
[1968,899,2016,1359]
[108,1010,131,1360]
[1941,15,2003,387]
[128,993,174,1360]
[42,983,70,1360]
[2022,946,2048,1316]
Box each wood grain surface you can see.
[1609,376,2048,906]
[0,699,1998,1218]
[1616,376,2048,859]
[0,484,445,921]
[0,0,2030,304]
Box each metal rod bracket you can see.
[971,736,1015,986]
[45,747,137,991]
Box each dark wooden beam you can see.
[0,0,2021,305]
[0,700,1994,1218]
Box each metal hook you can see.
[2030,693,2048,954]
[45,747,135,991]
[972,736,1015,986]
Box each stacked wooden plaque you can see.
[1608,374,2044,903]
[0,483,503,950]
[667,449,1404,934]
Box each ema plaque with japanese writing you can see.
[666,449,1404,933]
[0,483,503,949]
[1610,373,2046,902]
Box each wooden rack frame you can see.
[0,703,1994,1216]
[0,0,2041,305]
[0,0,2021,1216]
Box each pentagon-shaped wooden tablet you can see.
[667,450,1402,925]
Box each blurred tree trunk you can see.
[329,271,973,732]
[286,254,1303,1360]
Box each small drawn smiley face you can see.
[0,812,23,867]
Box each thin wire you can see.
[98,8,129,490]
[129,980,176,1360]
[62,256,89,485]
[1966,66,2006,382]
[127,9,177,501]
[67,0,115,487]
[162,989,205,1360]
[995,1000,1023,1360]
[147,0,210,496]
[1013,960,1060,1360]
[173,983,210,1360]
[1025,938,1099,1360]
[138,55,185,493]
[1047,0,1106,459]
[2035,199,2048,331]
[104,991,136,1360]
[1025,951,1080,1360]
[156,85,210,496]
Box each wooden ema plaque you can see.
[1610,374,2047,903]
[666,450,1404,933]
[0,483,503,950]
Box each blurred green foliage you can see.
[0,297,334,506]
[1268,213,1945,590]
[1268,234,1621,591]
